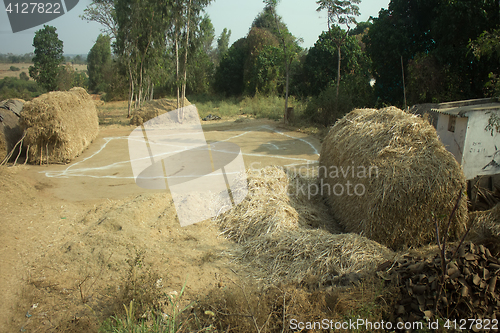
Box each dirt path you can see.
[0,118,321,331]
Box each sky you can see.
[0,0,390,55]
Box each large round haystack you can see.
[21,88,99,164]
[319,107,468,250]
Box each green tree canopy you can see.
[87,34,112,92]
[214,38,248,96]
[29,25,64,92]
[366,0,499,106]
[216,28,231,65]
[302,26,370,96]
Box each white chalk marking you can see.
[40,126,320,180]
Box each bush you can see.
[304,75,375,125]
[102,61,128,102]
[0,76,45,100]
[19,72,29,81]
[9,66,20,71]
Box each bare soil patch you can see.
[0,103,324,332]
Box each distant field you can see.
[0,63,87,80]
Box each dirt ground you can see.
[0,110,321,331]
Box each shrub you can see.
[9,66,20,71]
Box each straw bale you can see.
[216,166,341,243]
[21,88,99,164]
[467,204,500,255]
[130,98,191,126]
[319,107,468,250]
[236,229,394,285]
[214,166,394,285]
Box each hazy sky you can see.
[0,0,390,55]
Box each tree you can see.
[87,34,112,92]
[19,72,29,81]
[185,14,216,94]
[216,28,231,66]
[366,0,498,106]
[264,0,291,123]
[115,0,168,116]
[214,38,248,96]
[316,0,360,105]
[80,0,118,40]
[303,26,370,96]
[29,25,64,92]
[470,28,500,97]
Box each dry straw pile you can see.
[319,107,468,250]
[21,88,99,164]
[130,98,191,126]
[215,166,394,285]
[468,204,500,255]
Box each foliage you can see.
[102,60,129,101]
[29,25,64,92]
[185,14,216,94]
[88,34,112,93]
[213,38,248,96]
[406,53,463,104]
[470,28,500,97]
[64,54,87,64]
[80,0,118,39]
[243,27,280,95]
[9,66,20,71]
[19,72,29,81]
[0,77,45,100]
[215,28,231,66]
[316,0,361,31]
[305,73,374,125]
[0,53,34,63]
[302,26,371,96]
[55,64,89,91]
[365,0,499,106]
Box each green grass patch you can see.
[188,94,308,122]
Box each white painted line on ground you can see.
[40,126,320,180]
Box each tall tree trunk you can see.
[336,45,341,100]
[150,81,154,100]
[271,5,290,125]
[175,26,181,122]
[127,63,134,118]
[180,0,192,123]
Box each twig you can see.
[13,137,23,166]
[0,131,26,165]
[228,278,261,333]
[24,145,29,165]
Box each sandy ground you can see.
[0,117,321,331]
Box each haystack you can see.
[215,166,394,285]
[0,99,25,162]
[130,98,191,126]
[21,88,98,164]
[467,204,500,255]
[319,107,468,250]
